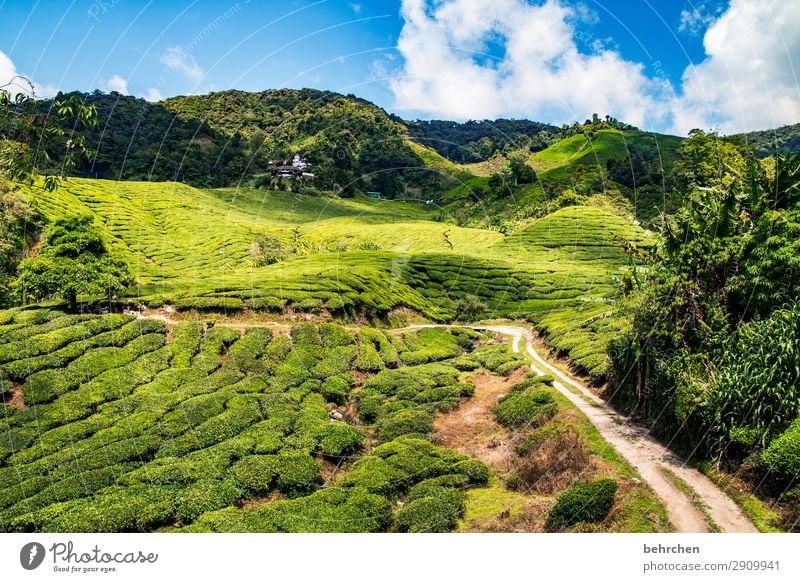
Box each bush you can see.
[495,390,558,428]
[231,455,280,496]
[176,479,242,524]
[319,323,353,348]
[545,478,618,531]
[174,297,244,312]
[376,408,433,442]
[317,423,364,457]
[321,375,351,405]
[393,488,466,532]
[336,457,408,496]
[170,322,203,368]
[762,418,800,480]
[452,459,490,485]
[188,486,391,533]
[275,451,322,497]
[407,474,470,500]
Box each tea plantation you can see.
[0,310,536,532]
[18,178,652,381]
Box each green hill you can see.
[18,177,652,380]
[23,89,464,197]
[727,123,800,158]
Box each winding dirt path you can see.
[413,324,757,533]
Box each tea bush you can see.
[496,389,558,428]
[545,478,618,531]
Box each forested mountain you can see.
[19,89,456,196]
[405,118,559,163]
[66,91,248,186]
[728,123,800,158]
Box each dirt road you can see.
[413,324,757,533]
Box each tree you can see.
[507,151,537,185]
[0,182,40,306]
[0,80,97,191]
[15,215,132,309]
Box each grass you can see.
[531,129,683,180]
[695,461,783,533]
[458,474,530,530]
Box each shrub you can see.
[175,479,242,524]
[354,338,384,372]
[375,438,465,484]
[275,450,322,497]
[227,328,273,373]
[190,486,391,533]
[407,474,470,500]
[169,322,203,368]
[545,478,618,531]
[336,456,408,496]
[495,360,527,377]
[495,390,558,428]
[393,488,466,532]
[317,423,364,457]
[321,375,351,405]
[762,418,800,480]
[451,459,490,485]
[319,323,353,348]
[174,297,244,312]
[231,455,279,496]
[376,408,434,442]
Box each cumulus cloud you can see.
[390,0,800,135]
[0,50,58,98]
[391,0,671,129]
[160,46,204,81]
[143,87,163,102]
[102,74,128,95]
[678,2,720,36]
[672,0,800,134]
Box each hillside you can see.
[16,177,653,381]
[24,89,462,197]
[405,119,559,163]
[728,122,800,158]
[438,128,684,229]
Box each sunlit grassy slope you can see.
[531,129,683,180]
[22,177,652,380]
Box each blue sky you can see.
[0,0,797,134]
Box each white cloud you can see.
[143,87,163,102]
[678,3,719,36]
[390,0,800,135]
[0,50,58,98]
[102,74,128,95]
[391,0,670,129]
[671,0,800,134]
[160,46,204,81]
[350,3,362,14]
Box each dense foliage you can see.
[610,131,800,489]
[545,478,618,531]
[728,123,800,159]
[405,118,558,163]
[15,215,132,309]
[0,314,495,533]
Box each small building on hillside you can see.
[266,153,314,179]
[366,191,382,199]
